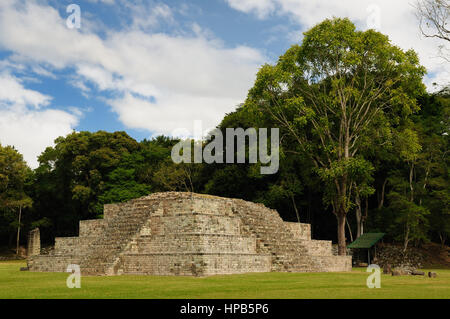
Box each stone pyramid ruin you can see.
[28,192,351,276]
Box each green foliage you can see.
[371,90,450,247]
[387,171,430,246]
[0,144,32,205]
[247,18,425,218]
[395,128,422,163]
[0,144,32,245]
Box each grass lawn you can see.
[0,261,449,299]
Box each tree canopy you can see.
[243,18,426,254]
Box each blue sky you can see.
[0,0,448,167]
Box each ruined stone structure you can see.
[28,192,351,276]
[27,228,41,257]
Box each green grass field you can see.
[0,261,449,299]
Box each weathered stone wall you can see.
[149,214,241,236]
[135,234,257,254]
[298,240,332,256]
[28,255,80,272]
[118,254,271,276]
[28,192,351,276]
[284,222,311,240]
[27,228,40,257]
[79,219,106,237]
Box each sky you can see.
[0,0,448,168]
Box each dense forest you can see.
[0,18,449,255]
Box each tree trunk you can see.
[360,216,364,237]
[409,163,415,202]
[291,194,300,223]
[16,205,22,255]
[403,162,414,253]
[355,192,362,238]
[356,210,362,239]
[378,178,387,209]
[419,166,430,206]
[345,216,353,243]
[337,213,347,256]
[403,222,410,253]
[439,232,446,249]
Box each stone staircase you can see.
[232,199,349,272]
[78,199,156,275]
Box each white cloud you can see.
[107,92,238,137]
[226,0,275,19]
[30,64,57,79]
[225,0,450,91]
[0,72,51,108]
[0,107,79,168]
[0,1,265,137]
[129,3,174,30]
[87,0,115,4]
[0,73,79,168]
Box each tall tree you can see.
[245,18,426,255]
[0,144,32,253]
[389,128,430,252]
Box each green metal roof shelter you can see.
[347,233,385,264]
